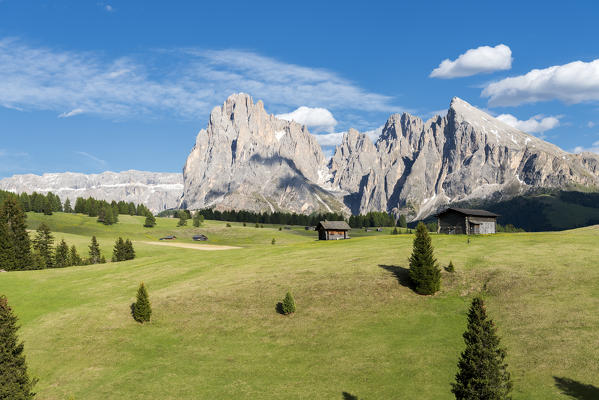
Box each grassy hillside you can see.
[1,212,598,399]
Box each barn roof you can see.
[317,220,351,230]
[437,207,499,218]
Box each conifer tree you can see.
[54,240,70,268]
[124,239,135,260]
[281,291,296,315]
[32,223,54,269]
[112,237,125,262]
[132,283,152,323]
[0,296,37,399]
[63,198,72,213]
[0,198,32,270]
[144,213,156,228]
[192,212,204,227]
[177,211,188,227]
[408,222,441,295]
[69,245,83,266]
[88,236,101,264]
[452,297,513,400]
[398,214,408,228]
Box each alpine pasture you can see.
[1,212,598,399]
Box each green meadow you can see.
[1,212,598,399]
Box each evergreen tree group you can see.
[112,238,135,262]
[452,297,513,400]
[132,283,152,323]
[0,295,37,399]
[348,211,395,228]
[408,222,441,295]
[0,197,32,270]
[183,208,345,227]
[144,213,156,228]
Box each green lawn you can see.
[1,212,598,399]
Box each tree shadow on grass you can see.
[275,302,285,315]
[378,264,414,290]
[554,376,599,399]
[342,392,359,400]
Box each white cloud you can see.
[495,113,560,134]
[313,125,383,147]
[276,106,337,132]
[572,140,599,154]
[75,151,106,166]
[0,39,400,121]
[58,108,84,118]
[105,4,113,12]
[483,59,599,106]
[430,44,512,79]
[588,121,596,128]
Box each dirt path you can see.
[139,241,241,251]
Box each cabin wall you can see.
[469,217,496,234]
[438,211,466,234]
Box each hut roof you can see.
[317,220,351,231]
[437,207,499,218]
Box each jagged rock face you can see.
[181,93,347,214]
[0,170,183,213]
[330,97,599,219]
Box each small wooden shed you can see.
[316,220,351,240]
[436,208,498,235]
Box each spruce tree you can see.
[132,283,152,323]
[144,213,156,228]
[63,198,72,214]
[54,240,70,268]
[88,236,101,264]
[69,245,83,266]
[112,237,125,262]
[0,296,37,399]
[408,222,441,295]
[192,212,204,227]
[124,239,135,260]
[452,297,513,400]
[32,223,54,269]
[398,214,408,228]
[281,291,296,315]
[177,211,188,227]
[0,198,32,270]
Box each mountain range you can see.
[2,93,599,220]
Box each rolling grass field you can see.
[1,212,598,399]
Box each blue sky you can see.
[1,1,599,178]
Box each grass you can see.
[1,212,598,399]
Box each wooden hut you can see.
[436,208,498,235]
[316,220,351,240]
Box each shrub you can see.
[408,222,441,295]
[132,283,152,323]
[280,291,296,315]
[445,260,455,273]
[226,223,231,227]
[271,238,276,245]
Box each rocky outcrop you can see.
[181,93,347,214]
[329,97,599,219]
[0,170,183,213]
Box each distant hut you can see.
[316,220,351,240]
[436,208,498,235]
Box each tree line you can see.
[190,208,347,226]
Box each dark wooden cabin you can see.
[436,208,498,235]
[316,220,351,240]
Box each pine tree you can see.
[144,213,156,228]
[32,223,54,269]
[445,260,455,273]
[54,240,70,268]
[398,214,407,228]
[0,296,37,399]
[281,291,296,315]
[177,211,188,227]
[271,238,276,245]
[132,283,152,323]
[408,222,441,295]
[0,198,32,270]
[192,212,204,227]
[88,236,101,264]
[112,237,125,262]
[392,227,399,235]
[69,245,83,266]
[63,198,73,213]
[452,297,513,400]
[124,239,135,260]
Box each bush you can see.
[271,238,276,245]
[226,223,231,227]
[408,222,441,295]
[131,283,152,323]
[445,260,455,273]
[279,291,296,315]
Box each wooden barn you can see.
[316,220,351,240]
[436,208,498,235]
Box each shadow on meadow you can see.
[342,392,359,400]
[378,264,414,290]
[554,377,599,399]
